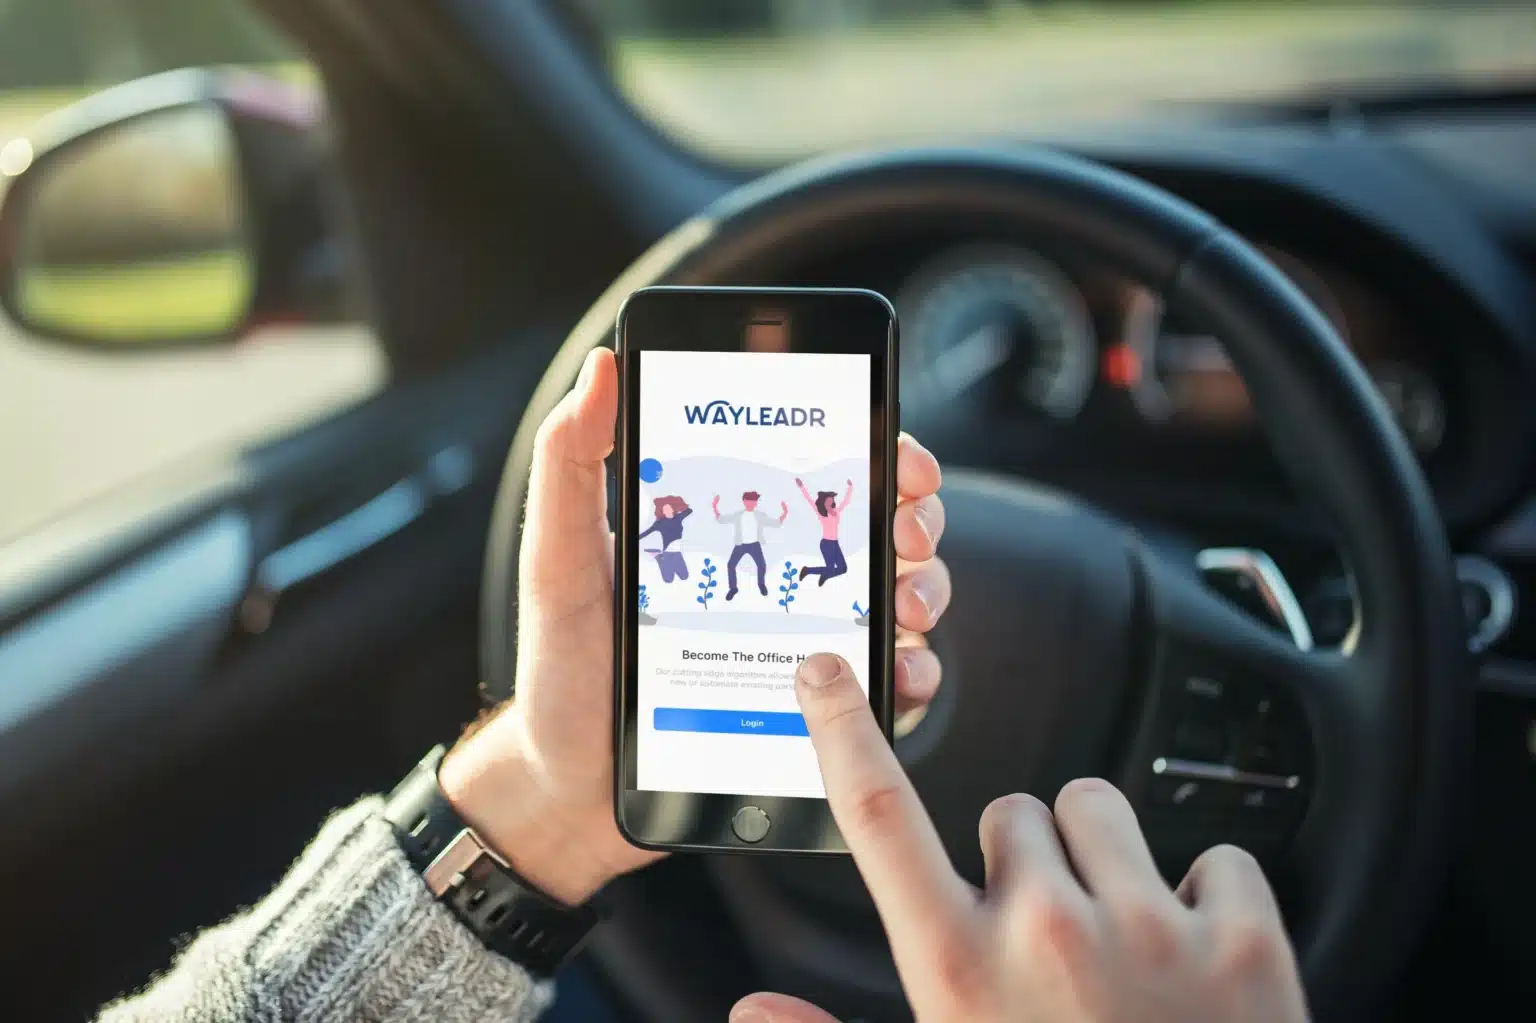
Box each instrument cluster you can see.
[894,240,1453,459]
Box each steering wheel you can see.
[481,148,1469,1022]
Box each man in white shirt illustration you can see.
[711,489,790,601]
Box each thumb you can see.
[520,347,617,614]
[730,993,842,1023]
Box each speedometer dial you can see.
[897,244,1096,419]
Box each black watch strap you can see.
[383,745,598,977]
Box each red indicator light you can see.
[1102,343,1141,389]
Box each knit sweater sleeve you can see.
[96,796,555,1023]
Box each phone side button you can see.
[731,805,772,844]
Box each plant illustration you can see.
[638,585,650,614]
[696,559,718,608]
[778,560,800,613]
[852,600,867,617]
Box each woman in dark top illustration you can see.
[638,495,692,582]
[796,477,854,586]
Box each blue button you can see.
[653,708,809,737]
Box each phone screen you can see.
[632,348,872,799]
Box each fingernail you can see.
[910,578,937,624]
[729,1009,767,1023]
[913,499,935,547]
[797,652,845,689]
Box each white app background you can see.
[636,349,872,798]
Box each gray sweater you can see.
[97,797,553,1022]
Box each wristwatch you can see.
[382,745,599,976]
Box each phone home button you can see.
[731,805,771,843]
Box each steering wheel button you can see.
[1182,675,1225,700]
[1150,776,1221,811]
[1170,711,1233,763]
[1237,721,1299,775]
[1231,784,1300,816]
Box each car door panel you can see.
[0,510,250,811]
[0,337,558,1020]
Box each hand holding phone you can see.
[437,335,946,907]
[615,287,912,854]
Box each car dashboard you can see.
[746,110,1536,669]
[770,116,1536,549]
[805,231,1462,483]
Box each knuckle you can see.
[848,782,908,838]
[1011,884,1091,964]
[1206,842,1261,870]
[1111,898,1181,966]
[533,407,573,458]
[1212,916,1286,979]
[929,929,990,1001]
[811,687,870,731]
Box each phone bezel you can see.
[613,286,899,855]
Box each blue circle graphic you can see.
[638,458,663,484]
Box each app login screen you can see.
[635,350,871,798]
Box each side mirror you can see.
[0,67,350,350]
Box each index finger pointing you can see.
[796,653,972,961]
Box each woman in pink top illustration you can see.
[796,476,854,585]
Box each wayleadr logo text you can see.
[683,399,826,427]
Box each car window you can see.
[575,0,1536,163]
[0,0,385,544]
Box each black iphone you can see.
[613,286,899,854]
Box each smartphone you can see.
[613,286,899,854]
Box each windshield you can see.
[574,1,1536,163]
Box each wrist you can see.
[437,726,615,907]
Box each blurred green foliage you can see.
[17,249,253,342]
[0,0,292,90]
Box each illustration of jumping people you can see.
[797,477,854,586]
[638,495,692,582]
[712,490,789,600]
